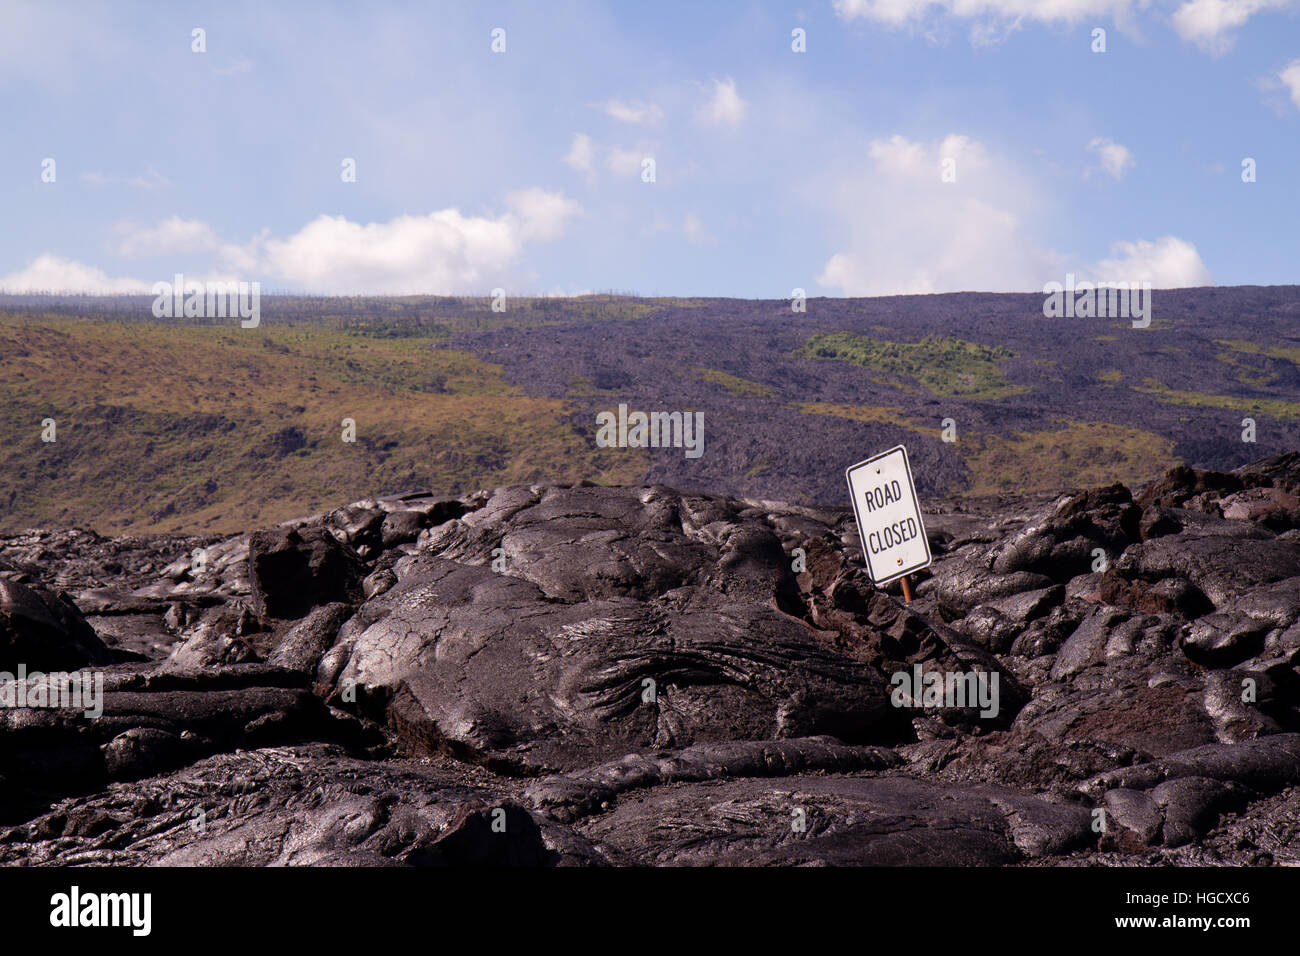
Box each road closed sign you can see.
[845,444,931,586]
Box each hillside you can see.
[2,285,1299,534]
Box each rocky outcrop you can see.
[0,578,115,672]
[248,526,366,620]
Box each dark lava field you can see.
[2,451,1300,866]
[449,285,1300,502]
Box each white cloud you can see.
[258,189,581,294]
[1170,0,1290,55]
[815,132,1210,295]
[563,133,596,176]
[833,0,921,27]
[696,77,747,129]
[1086,137,1136,180]
[599,99,664,124]
[816,133,1062,295]
[1089,236,1213,287]
[568,135,655,181]
[503,187,582,241]
[258,214,498,295]
[8,190,582,297]
[832,0,1294,49]
[832,0,1137,41]
[111,216,268,274]
[0,255,150,294]
[1278,58,1300,108]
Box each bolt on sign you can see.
[845,444,932,586]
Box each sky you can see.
[1,0,1297,297]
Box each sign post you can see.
[845,444,931,601]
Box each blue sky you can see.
[2,0,1297,296]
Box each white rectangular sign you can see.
[845,444,931,586]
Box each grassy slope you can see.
[960,423,1178,495]
[693,368,777,398]
[799,404,1178,495]
[1137,379,1300,420]
[0,315,645,534]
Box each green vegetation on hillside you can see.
[795,332,1025,400]
[692,368,776,398]
[1214,340,1300,364]
[798,402,937,434]
[1212,339,1300,388]
[1137,379,1300,419]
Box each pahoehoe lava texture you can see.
[2,453,1300,865]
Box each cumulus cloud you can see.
[7,190,582,297]
[1170,0,1291,55]
[696,77,747,129]
[111,215,267,274]
[566,133,655,181]
[1088,236,1213,288]
[1278,58,1300,108]
[1086,137,1136,180]
[563,133,596,176]
[0,255,151,294]
[815,132,1209,295]
[503,188,582,241]
[258,189,581,293]
[816,133,1062,296]
[599,99,664,124]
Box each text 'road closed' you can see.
[845,445,932,586]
